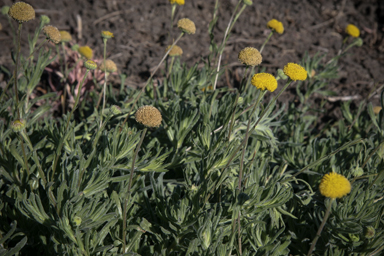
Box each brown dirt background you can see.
[0,0,384,119]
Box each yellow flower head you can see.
[319,172,351,199]
[345,24,360,37]
[84,60,97,70]
[135,106,162,128]
[60,31,72,43]
[8,2,35,23]
[267,19,284,34]
[238,47,262,67]
[99,59,117,73]
[283,63,307,81]
[251,73,278,92]
[373,106,382,115]
[78,46,93,60]
[177,18,196,34]
[169,0,185,5]
[11,119,26,132]
[42,25,61,44]
[101,30,114,39]
[166,45,183,57]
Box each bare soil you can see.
[0,0,384,120]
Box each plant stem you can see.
[307,198,334,256]
[259,31,273,53]
[101,38,108,127]
[14,23,22,119]
[51,69,90,181]
[119,33,184,132]
[61,42,69,114]
[213,1,243,91]
[122,127,147,253]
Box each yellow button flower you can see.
[251,73,277,92]
[177,18,196,34]
[78,46,93,60]
[345,24,360,37]
[135,106,162,128]
[43,25,61,44]
[267,19,284,34]
[166,45,183,57]
[169,0,185,5]
[60,31,72,43]
[238,47,262,67]
[84,60,97,70]
[319,172,351,199]
[8,2,35,23]
[101,30,114,39]
[99,59,117,73]
[283,63,307,81]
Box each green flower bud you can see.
[84,60,97,70]
[277,68,288,80]
[40,15,50,25]
[355,38,363,47]
[351,166,364,177]
[348,233,360,242]
[73,216,82,226]
[238,97,244,105]
[243,0,253,5]
[1,6,10,15]
[364,226,375,239]
[110,105,122,115]
[11,119,26,132]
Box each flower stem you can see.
[14,23,22,119]
[307,198,334,256]
[101,38,108,127]
[122,127,147,253]
[260,31,273,53]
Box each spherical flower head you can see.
[73,216,82,226]
[40,15,50,25]
[177,18,196,34]
[169,0,185,5]
[345,24,360,37]
[166,45,183,57]
[101,30,114,39]
[135,106,162,128]
[319,172,351,199]
[78,46,93,60]
[243,0,253,6]
[11,119,26,132]
[238,47,262,67]
[373,106,382,115]
[60,31,72,43]
[267,19,284,34]
[42,25,61,44]
[251,73,278,92]
[283,63,307,81]
[8,2,35,23]
[99,59,117,73]
[84,60,97,70]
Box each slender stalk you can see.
[167,56,175,78]
[101,38,108,127]
[213,1,243,90]
[14,23,22,119]
[259,31,273,53]
[119,33,184,132]
[19,136,30,176]
[61,42,69,113]
[51,69,90,181]
[122,127,147,253]
[307,199,334,256]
